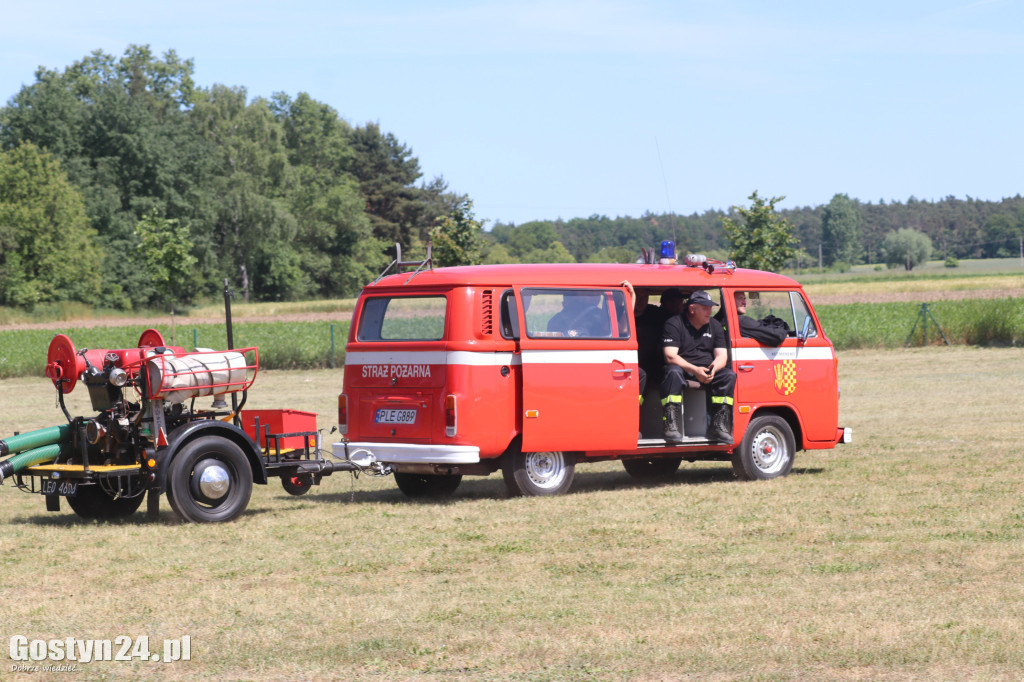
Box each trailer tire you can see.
[622,456,682,481]
[502,450,575,497]
[281,473,313,496]
[394,472,462,498]
[66,485,145,520]
[732,414,796,480]
[167,436,253,523]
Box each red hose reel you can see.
[44,328,183,394]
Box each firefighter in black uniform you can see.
[660,290,736,444]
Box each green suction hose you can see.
[0,443,66,483]
[0,424,71,458]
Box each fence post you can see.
[193,328,198,350]
[330,324,336,369]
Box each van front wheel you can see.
[502,450,575,497]
[732,414,795,480]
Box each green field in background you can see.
[1,293,1021,379]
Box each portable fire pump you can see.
[0,328,356,523]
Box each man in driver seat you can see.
[547,292,606,337]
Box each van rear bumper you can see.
[333,441,481,465]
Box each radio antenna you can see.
[654,137,678,246]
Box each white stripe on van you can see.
[520,349,638,365]
[447,351,520,366]
[731,346,835,362]
[346,351,448,365]
[346,349,637,367]
[346,350,521,366]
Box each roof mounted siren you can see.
[684,254,737,275]
[659,240,677,265]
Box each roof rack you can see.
[372,243,434,285]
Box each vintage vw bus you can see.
[335,254,850,498]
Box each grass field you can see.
[1,347,1023,680]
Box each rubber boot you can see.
[663,402,683,443]
[710,404,733,444]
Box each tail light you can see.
[338,393,348,434]
[445,394,457,437]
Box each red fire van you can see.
[335,255,850,498]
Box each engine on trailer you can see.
[43,329,257,468]
[2,322,375,522]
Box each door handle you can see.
[738,364,755,372]
[612,368,633,375]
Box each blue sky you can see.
[1,1,1021,227]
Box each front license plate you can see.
[375,408,417,425]
[40,479,78,496]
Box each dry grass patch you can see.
[2,348,1024,679]
[803,274,1024,297]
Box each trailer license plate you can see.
[375,408,416,425]
[40,479,78,496]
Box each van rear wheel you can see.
[732,414,795,480]
[502,450,575,497]
[394,472,462,498]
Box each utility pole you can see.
[818,243,823,269]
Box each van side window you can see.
[742,291,816,338]
[500,290,519,339]
[789,293,817,338]
[356,296,447,341]
[521,288,629,340]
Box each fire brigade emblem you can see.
[773,359,797,396]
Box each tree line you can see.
[483,193,1024,269]
[0,46,470,309]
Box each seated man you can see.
[660,290,736,444]
[716,291,787,347]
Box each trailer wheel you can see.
[167,436,253,523]
[622,456,682,481]
[732,414,795,480]
[502,450,575,497]
[66,485,145,520]
[281,474,313,496]
[394,472,462,498]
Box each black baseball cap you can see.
[687,290,719,307]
